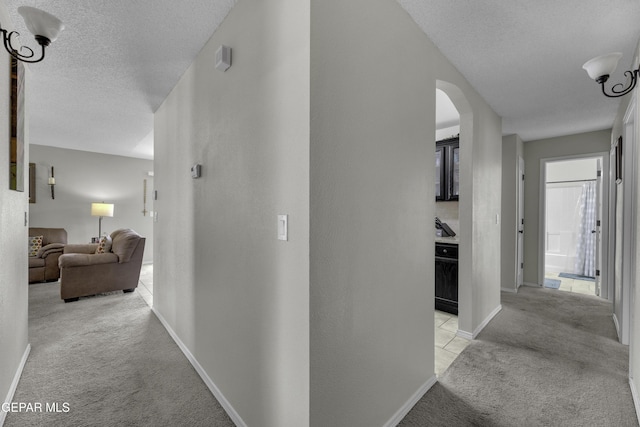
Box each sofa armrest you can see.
[59,253,118,269]
[37,243,65,258]
[63,244,99,254]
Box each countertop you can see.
[435,236,459,245]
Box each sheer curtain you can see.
[574,181,597,277]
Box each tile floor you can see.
[137,263,153,307]
[434,310,469,376]
[544,271,596,296]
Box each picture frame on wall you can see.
[9,56,25,192]
[29,163,36,203]
[616,136,623,184]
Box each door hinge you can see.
[521,262,524,269]
[522,174,525,181]
[596,269,600,276]
[597,170,602,177]
[596,220,601,227]
[521,218,524,225]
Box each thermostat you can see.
[191,164,202,179]
[215,45,231,72]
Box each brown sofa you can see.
[58,228,145,302]
[28,228,67,283]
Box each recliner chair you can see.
[58,228,145,302]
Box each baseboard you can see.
[456,329,473,340]
[151,308,247,427]
[0,344,31,427]
[457,304,503,340]
[613,313,621,341]
[383,375,437,427]
[630,376,640,425]
[501,287,517,294]
[522,281,541,288]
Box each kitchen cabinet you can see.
[435,242,458,315]
[435,137,459,201]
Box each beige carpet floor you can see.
[400,286,638,426]
[5,282,234,427]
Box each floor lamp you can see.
[91,202,114,239]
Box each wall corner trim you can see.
[1,343,31,426]
[630,376,640,425]
[382,375,437,427]
[501,287,518,294]
[613,313,621,342]
[151,308,247,427]
[458,304,503,340]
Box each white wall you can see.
[310,0,502,425]
[29,145,154,263]
[0,2,29,421]
[522,130,611,285]
[501,134,524,292]
[610,39,640,419]
[546,158,598,182]
[155,0,502,424]
[154,0,310,426]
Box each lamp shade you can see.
[18,6,65,43]
[91,202,114,218]
[583,52,623,81]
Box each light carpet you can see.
[5,282,234,427]
[400,286,638,426]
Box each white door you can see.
[517,157,525,288]
[595,159,602,297]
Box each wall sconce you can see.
[48,166,55,199]
[583,52,638,98]
[0,6,64,64]
[91,202,114,238]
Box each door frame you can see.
[517,156,525,289]
[537,152,610,300]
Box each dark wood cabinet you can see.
[435,242,458,314]
[436,137,459,201]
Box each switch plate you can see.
[277,214,288,241]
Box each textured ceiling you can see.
[399,0,640,141]
[5,0,236,159]
[4,1,640,160]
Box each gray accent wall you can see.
[29,145,154,263]
[0,2,29,418]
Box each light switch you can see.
[278,214,288,241]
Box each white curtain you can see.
[574,181,597,277]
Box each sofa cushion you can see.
[59,253,118,268]
[37,243,65,258]
[95,235,113,254]
[28,257,45,268]
[28,228,67,246]
[28,235,43,257]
